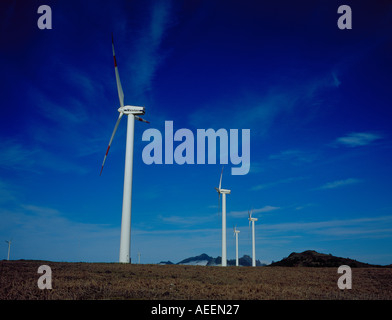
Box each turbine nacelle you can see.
[215,187,231,194]
[248,210,258,223]
[118,105,145,115]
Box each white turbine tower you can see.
[233,226,240,266]
[100,35,150,263]
[215,167,231,267]
[248,210,258,267]
[5,240,11,261]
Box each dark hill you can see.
[269,250,381,268]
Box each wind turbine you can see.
[100,35,150,263]
[248,210,258,267]
[233,226,240,266]
[5,240,11,261]
[215,166,231,267]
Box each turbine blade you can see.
[100,113,124,175]
[112,35,124,108]
[134,115,150,124]
[218,166,223,190]
[215,166,222,217]
[214,187,221,201]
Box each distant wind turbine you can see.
[100,34,150,263]
[215,166,231,267]
[5,240,11,261]
[248,210,258,267]
[233,226,240,266]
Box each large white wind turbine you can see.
[100,35,150,263]
[5,240,11,261]
[248,210,258,267]
[233,226,240,266]
[215,167,231,267]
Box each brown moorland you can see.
[1,260,392,300]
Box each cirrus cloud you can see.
[335,132,382,147]
[318,178,361,190]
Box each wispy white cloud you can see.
[159,214,215,226]
[134,226,219,236]
[317,178,361,190]
[64,66,102,99]
[0,178,16,204]
[261,216,392,241]
[21,204,61,216]
[294,203,315,211]
[30,88,89,126]
[188,71,340,134]
[128,1,174,100]
[252,176,307,191]
[0,203,119,262]
[229,206,280,218]
[0,139,37,171]
[14,75,109,170]
[269,149,318,164]
[332,71,341,87]
[248,162,264,174]
[335,132,382,147]
[0,138,88,174]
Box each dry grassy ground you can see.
[1,260,391,300]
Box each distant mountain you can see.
[160,253,266,266]
[268,250,383,268]
[177,253,213,266]
[158,260,174,265]
[229,255,265,267]
[159,250,390,267]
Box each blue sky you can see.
[1,0,392,265]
